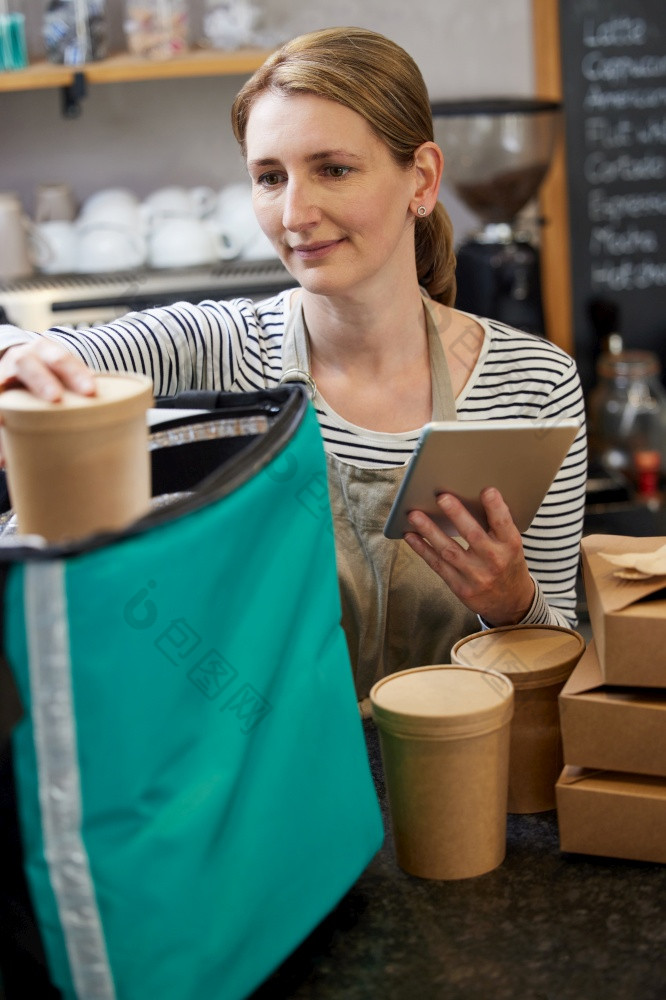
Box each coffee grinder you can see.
[431,98,562,336]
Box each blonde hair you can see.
[231,27,456,305]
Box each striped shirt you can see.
[36,288,587,629]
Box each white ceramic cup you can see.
[32,220,79,274]
[76,221,147,273]
[148,216,237,268]
[214,182,260,251]
[0,192,34,281]
[79,188,143,230]
[142,185,217,225]
[34,183,77,223]
[240,228,279,261]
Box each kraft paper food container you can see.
[0,372,153,543]
[556,765,666,864]
[451,625,585,814]
[559,639,666,777]
[581,534,666,687]
[370,664,514,881]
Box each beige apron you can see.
[280,299,479,699]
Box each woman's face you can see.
[244,91,420,299]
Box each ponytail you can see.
[416,202,457,306]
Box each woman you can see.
[0,27,586,699]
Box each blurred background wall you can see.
[0,0,535,243]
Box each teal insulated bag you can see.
[0,386,383,999]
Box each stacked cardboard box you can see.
[556,534,666,863]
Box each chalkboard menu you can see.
[558,0,666,392]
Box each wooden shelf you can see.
[0,46,272,93]
[0,61,71,91]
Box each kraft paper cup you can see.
[451,625,585,814]
[370,664,514,881]
[0,372,153,543]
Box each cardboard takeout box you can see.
[559,640,666,777]
[556,765,666,864]
[581,534,666,687]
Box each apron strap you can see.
[422,298,457,422]
[279,299,315,398]
[279,295,457,421]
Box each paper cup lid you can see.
[0,372,153,432]
[451,625,585,689]
[370,664,514,739]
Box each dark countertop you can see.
[251,719,666,1000]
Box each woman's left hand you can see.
[403,487,535,626]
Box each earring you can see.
[417,205,427,217]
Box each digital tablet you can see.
[383,418,581,539]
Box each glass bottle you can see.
[202,0,259,51]
[0,1,28,70]
[43,0,107,64]
[124,0,189,60]
[587,350,666,501]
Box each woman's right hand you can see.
[0,340,97,402]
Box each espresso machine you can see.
[431,98,562,336]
